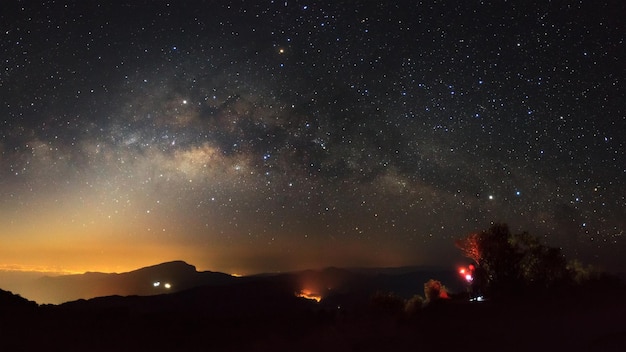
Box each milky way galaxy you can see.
[1,1,624,274]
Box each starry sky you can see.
[1,1,624,275]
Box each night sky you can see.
[1,1,624,275]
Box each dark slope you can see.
[0,288,38,311]
[0,266,625,352]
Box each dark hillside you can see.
[1,277,624,351]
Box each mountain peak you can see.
[137,260,197,272]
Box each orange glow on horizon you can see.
[0,237,207,275]
[0,264,84,275]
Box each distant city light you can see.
[153,281,171,289]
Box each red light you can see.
[459,266,474,282]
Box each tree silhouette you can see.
[455,232,482,263]
[456,223,569,296]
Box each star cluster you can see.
[1,1,624,273]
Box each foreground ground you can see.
[1,281,625,351]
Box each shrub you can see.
[404,294,424,315]
[567,260,596,284]
[424,279,449,303]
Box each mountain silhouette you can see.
[0,263,624,351]
[0,288,38,311]
[15,261,460,305]
[24,260,237,304]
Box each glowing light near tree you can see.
[459,267,473,282]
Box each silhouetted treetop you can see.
[455,223,569,296]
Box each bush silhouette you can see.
[404,294,424,315]
[423,279,449,303]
